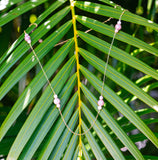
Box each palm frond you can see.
[0,0,158,159]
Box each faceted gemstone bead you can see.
[115,20,121,33]
[98,99,104,106]
[54,98,60,105]
[53,94,61,108]
[97,96,104,111]
[24,33,31,44]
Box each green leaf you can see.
[80,65,158,148]
[117,108,155,127]
[125,155,158,160]
[0,6,71,80]
[0,0,22,12]
[19,80,77,160]
[0,0,47,27]
[82,142,91,160]
[1,0,158,159]
[35,0,67,25]
[78,31,158,80]
[38,92,78,160]
[79,48,158,111]
[48,111,79,160]
[75,1,158,31]
[129,133,158,143]
[122,118,158,134]
[82,120,107,160]
[63,127,78,160]
[6,57,76,159]
[81,102,125,160]
[73,146,79,160]
[0,1,68,65]
[0,20,72,100]
[129,82,158,102]
[0,137,14,155]
[76,15,158,56]
[81,83,144,160]
[98,0,116,6]
[0,39,74,141]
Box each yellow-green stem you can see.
[70,0,82,158]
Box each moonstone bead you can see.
[115,20,121,33]
[24,33,31,44]
[54,97,60,105]
[98,99,104,106]
[97,96,104,111]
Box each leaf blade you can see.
[0,0,47,27]
[0,39,74,141]
[0,20,72,100]
[6,57,76,159]
[82,102,126,160]
[78,31,158,80]
[48,111,79,160]
[76,15,158,56]
[82,120,107,160]
[0,1,68,65]
[75,1,158,31]
[19,81,78,160]
[79,48,158,111]
[38,92,78,160]
[80,65,158,148]
[81,83,144,160]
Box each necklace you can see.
[24,7,126,136]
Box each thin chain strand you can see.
[26,16,113,136]
[101,31,117,96]
[25,8,127,136]
[101,9,127,96]
[54,17,112,47]
[59,108,100,136]
[29,43,55,95]
[28,43,101,136]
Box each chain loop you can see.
[24,5,127,136]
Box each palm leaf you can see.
[82,102,126,160]
[78,31,158,80]
[0,0,158,159]
[0,0,67,64]
[76,15,158,56]
[75,1,158,31]
[80,65,158,147]
[81,83,144,159]
[0,0,48,27]
[38,92,78,160]
[6,58,76,159]
[82,120,107,160]
[0,39,74,141]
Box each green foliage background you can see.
[0,0,158,159]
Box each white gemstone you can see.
[28,39,31,44]
[115,24,121,30]
[56,104,60,108]
[99,96,103,100]
[117,20,121,25]
[54,98,60,105]
[115,29,119,33]
[54,94,57,98]
[98,105,102,111]
[98,99,104,106]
